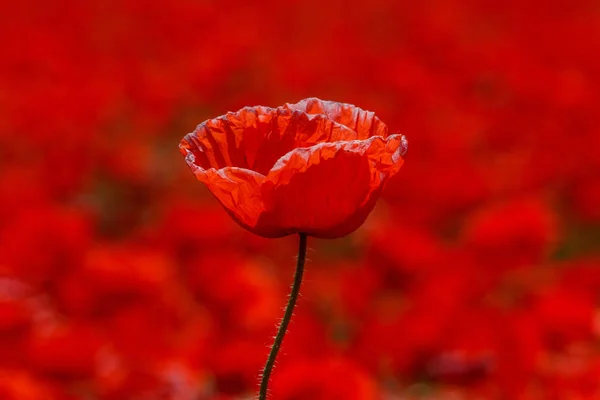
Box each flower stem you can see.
[258,233,307,400]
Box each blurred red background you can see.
[1,0,600,399]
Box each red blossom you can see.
[179,98,407,238]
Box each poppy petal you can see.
[286,97,388,140]
[180,148,266,232]
[180,106,358,176]
[257,134,407,238]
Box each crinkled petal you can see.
[179,106,358,176]
[256,134,407,238]
[180,151,266,233]
[285,97,389,140]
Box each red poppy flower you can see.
[179,98,407,238]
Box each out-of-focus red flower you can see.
[179,98,407,238]
[54,244,176,317]
[0,207,92,286]
[0,371,59,400]
[571,176,600,222]
[0,279,32,334]
[270,358,379,400]
[533,284,596,348]
[97,359,207,400]
[0,278,34,367]
[27,323,104,380]
[209,337,266,395]
[461,198,558,269]
[185,252,284,334]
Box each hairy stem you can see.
[258,233,307,400]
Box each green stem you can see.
[258,233,308,400]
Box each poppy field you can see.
[1,0,600,399]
